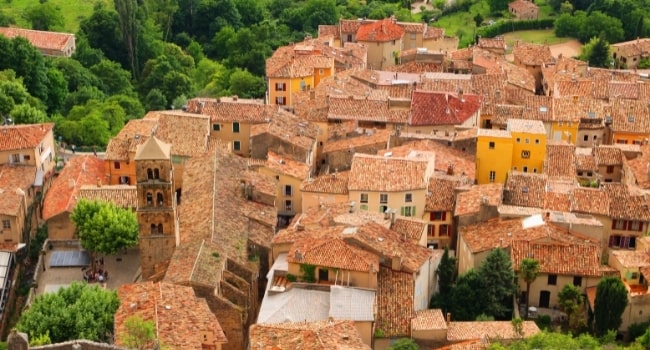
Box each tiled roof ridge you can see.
[63,156,90,214]
[189,239,205,284]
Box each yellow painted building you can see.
[266,45,334,108]
[550,120,579,144]
[259,151,312,218]
[476,129,513,184]
[508,119,547,174]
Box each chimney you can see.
[68,179,76,188]
[232,95,238,101]
[458,88,464,102]
[97,177,102,187]
[446,312,451,323]
[391,253,402,270]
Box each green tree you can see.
[121,315,156,350]
[4,36,49,105]
[45,67,68,113]
[559,1,573,14]
[491,330,601,349]
[17,282,119,343]
[22,2,64,31]
[228,68,264,98]
[557,284,585,333]
[580,36,611,68]
[594,276,628,336]
[70,199,139,270]
[90,59,136,97]
[78,4,123,68]
[11,104,46,124]
[479,248,515,320]
[518,258,540,319]
[388,338,419,350]
[450,269,487,321]
[554,11,586,39]
[115,0,140,77]
[487,0,509,12]
[144,88,167,111]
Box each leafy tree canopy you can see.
[594,276,628,336]
[17,282,120,343]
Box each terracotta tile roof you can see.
[243,169,278,198]
[612,38,650,58]
[420,74,473,94]
[287,237,380,272]
[272,225,345,246]
[349,222,432,273]
[520,95,554,122]
[391,216,427,243]
[250,109,319,151]
[603,183,650,220]
[318,25,339,38]
[627,145,650,188]
[388,61,443,74]
[42,155,107,220]
[150,111,210,157]
[266,150,311,180]
[478,37,507,50]
[455,184,503,216]
[609,98,650,134]
[323,129,390,153]
[503,62,537,92]
[0,27,74,53]
[460,217,595,254]
[0,165,36,216]
[327,95,409,124]
[178,148,276,263]
[0,123,53,152]
[376,266,414,337]
[426,174,471,211]
[301,171,349,194]
[609,250,650,268]
[398,21,424,33]
[504,172,548,209]
[511,239,603,276]
[545,142,576,177]
[164,239,223,286]
[267,54,333,79]
[357,19,405,42]
[506,119,546,134]
[492,104,524,126]
[410,90,482,126]
[554,96,607,123]
[509,0,539,11]
[186,97,276,123]
[423,26,445,39]
[447,321,540,341]
[575,148,598,171]
[609,81,640,100]
[554,79,595,98]
[115,281,227,349]
[594,146,623,165]
[348,153,431,192]
[380,140,476,179]
[412,309,447,331]
[104,119,157,160]
[513,42,554,66]
[544,188,572,212]
[570,187,609,216]
[286,202,390,231]
[250,320,370,349]
[77,185,137,209]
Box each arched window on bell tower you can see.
[157,223,163,234]
[157,192,163,206]
[154,168,160,179]
[150,224,157,234]
[147,168,153,179]
[146,192,153,206]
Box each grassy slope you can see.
[0,0,111,33]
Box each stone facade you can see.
[135,144,178,281]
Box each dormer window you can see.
[629,115,635,123]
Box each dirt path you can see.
[548,39,582,58]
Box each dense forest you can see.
[0,0,649,148]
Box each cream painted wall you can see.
[348,189,426,218]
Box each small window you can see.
[523,166,528,173]
[547,274,557,285]
[153,168,159,179]
[578,171,583,176]
[439,224,450,236]
[275,96,286,105]
[379,205,388,214]
[401,206,416,217]
[114,162,121,170]
[583,135,589,141]
[573,276,582,287]
[284,185,292,196]
[319,69,324,75]
[1,220,9,229]
[146,192,153,205]
[233,141,241,151]
[606,165,614,174]
[23,155,30,161]
[516,138,520,143]
[157,223,163,234]
[213,124,221,131]
[360,193,369,203]
[587,171,593,176]
[489,171,496,182]
[427,224,435,236]
[521,150,531,158]
[489,141,495,149]
[380,193,388,204]
[534,139,540,144]
[147,168,153,179]
[150,224,157,234]
[157,193,163,206]
[525,138,530,144]
[431,211,446,221]
[233,122,240,133]
[405,193,413,203]
[533,168,538,173]
[285,200,293,212]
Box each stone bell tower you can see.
[134,136,178,280]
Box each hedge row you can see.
[476,18,555,38]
